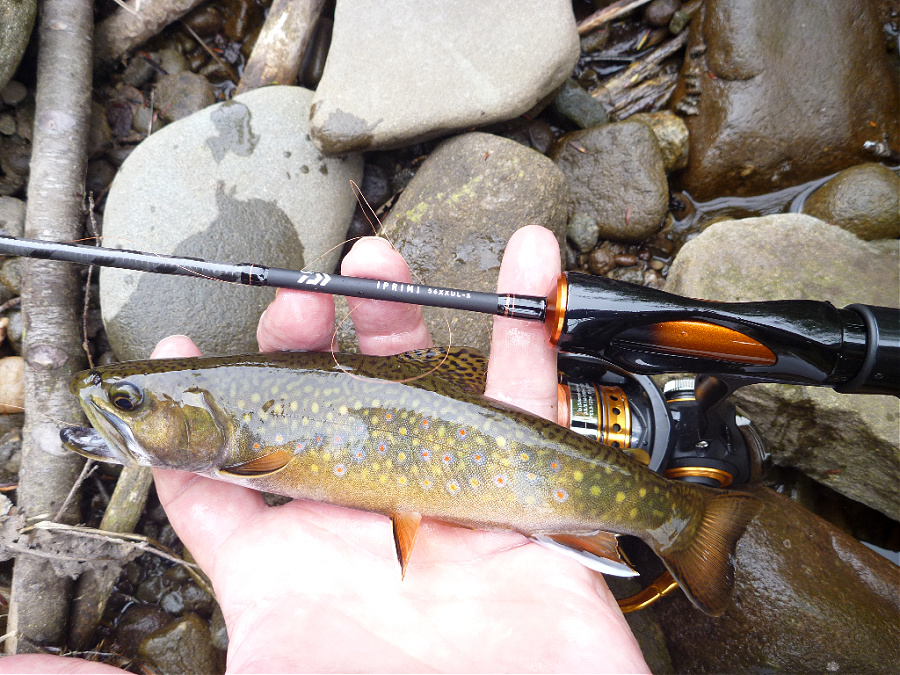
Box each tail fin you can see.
[658,490,763,616]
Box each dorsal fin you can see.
[391,511,422,579]
[531,531,639,577]
[395,347,488,395]
[220,449,292,477]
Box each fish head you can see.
[63,365,229,472]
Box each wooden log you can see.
[236,0,327,94]
[6,0,93,654]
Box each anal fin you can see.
[220,449,292,477]
[391,511,422,579]
[531,531,639,577]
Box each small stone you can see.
[157,48,189,78]
[629,111,689,172]
[567,211,599,252]
[88,101,113,156]
[0,196,25,237]
[0,356,24,413]
[209,603,228,651]
[154,72,215,123]
[615,253,637,266]
[117,604,174,658]
[121,55,156,88]
[0,257,21,294]
[649,259,665,270]
[580,26,609,53]
[668,9,691,34]
[0,81,27,106]
[802,163,900,240]
[139,614,219,675]
[645,0,681,27]
[5,309,21,354]
[588,244,617,275]
[182,6,223,39]
[608,265,646,285]
[131,105,158,135]
[550,78,608,129]
[0,114,15,135]
[643,268,665,288]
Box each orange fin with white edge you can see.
[220,449,292,477]
[530,531,639,577]
[658,490,763,616]
[391,511,422,579]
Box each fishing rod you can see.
[1,234,897,396]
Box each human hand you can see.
[4,226,648,673]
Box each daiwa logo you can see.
[297,273,331,286]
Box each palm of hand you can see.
[1,228,648,673]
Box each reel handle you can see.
[548,272,899,396]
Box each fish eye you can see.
[109,381,143,412]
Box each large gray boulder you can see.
[309,0,579,154]
[101,86,363,360]
[665,214,899,519]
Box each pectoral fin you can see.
[220,449,292,477]
[530,531,639,577]
[391,511,422,579]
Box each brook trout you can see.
[61,347,761,616]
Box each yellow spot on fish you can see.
[372,462,380,471]
[323,453,331,461]
[639,488,647,498]
[259,412,269,421]
[290,401,298,411]
[237,399,246,409]
[573,470,584,482]
[379,475,387,484]
[372,399,380,407]
[326,412,334,422]
[469,478,479,488]
[302,417,309,425]
[242,413,252,423]
[275,435,283,443]
[310,465,318,472]
[496,436,506,448]
[653,509,665,518]
[339,405,348,415]
[654,486,660,494]
[519,452,530,462]
[397,476,407,485]
[311,402,319,413]
[251,393,260,403]
[354,401,363,410]
[629,508,638,519]
[590,485,602,496]
[525,495,536,505]
[616,492,626,503]
[399,427,407,436]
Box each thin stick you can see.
[51,459,95,523]
[577,0,653,35]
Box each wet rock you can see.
[4,308,21,353]
[0,196,25,237]
[567,211,599,253]
[139,613,220,675]
[310,1,579,153]
[802,163,900,240]
[550,78,608,129]
[673,0,899,200]
[654,484,900,673]
[116,604,174,657]
[551,121,668,243]
[0,133,29,195]
[101,86,362,360]
[0,356,23,413]
[154,72,216,123]
[629,111,688,172]
[85,159,116,195]
[665,214,899,518]
[375,132,567,354]
[0,0,36,92]
[88,101,113,157]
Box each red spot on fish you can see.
[554,489,569,503]
[458,428,467,437]
[422,419,430,428]
[494,475,508,487]
[385,413,393,421]
[253,442,260,450]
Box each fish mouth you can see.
[63,399,144,467]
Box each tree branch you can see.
[6,0,93,655]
